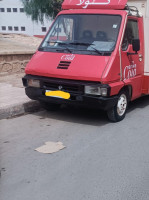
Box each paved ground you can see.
[0,73,40,119]
[0,34,42,119]
[1,96,149,200]
[0,34,42,54]
[0,74,27,108]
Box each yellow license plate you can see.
[45,90,70,100]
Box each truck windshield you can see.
[39,14,121,55]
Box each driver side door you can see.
[121,17,144,100]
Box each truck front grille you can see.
[43,81,83,94]
[24,75,102,95]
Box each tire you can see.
[40,101,61,111]
[107,90,129,122]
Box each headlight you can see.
[101,88,108,97]
[85,86,101,96]
[28,79,40,88]
[85,85,108,96]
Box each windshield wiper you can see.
[56,47,72,53]
[69,42,92,46]
[46,41,105,55]
[47,41,70,45]
[68,42,103,55]
[46,41,72,53]
[89,46,103,55]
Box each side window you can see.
[122,20,139,51]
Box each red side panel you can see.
[62,0,128,10]
[142,75,149,94]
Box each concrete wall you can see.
[0,0,52,36]
[0,53,33,74]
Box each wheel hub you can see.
[117,94,127,116]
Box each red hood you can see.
[25,51,110,82]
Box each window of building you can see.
[20,8,24,12]
[7,8,11,12]
[14,26,19,31]
[42,27,47,32]
[13,8,17,12]
[8,26,13,31]
[2,26,6,31]
[0,8,5,12]
[21,27,26,31]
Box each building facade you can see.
[0,0,52,36]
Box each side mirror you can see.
[132,39,140,53]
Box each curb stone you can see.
[0,100,41,120]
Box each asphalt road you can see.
[1,96,149,200]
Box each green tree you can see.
[21,0,63,23]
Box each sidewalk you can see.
[0,33,42,54]
[0,73,41,120]
[0,34,42,119]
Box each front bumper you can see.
[23,75,118,111]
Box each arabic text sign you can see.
[77,0,110,8]
[62,0,128,10]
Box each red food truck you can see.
[22,0,149,122]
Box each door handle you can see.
[139,54,143,62]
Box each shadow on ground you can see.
[128,95,149,113]
[33,95,149,126]
[34,104,108,126]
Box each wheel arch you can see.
[119,84,132,101]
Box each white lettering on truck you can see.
[77,0,110,8]
[61,54,75,61]
[124,62,137,80]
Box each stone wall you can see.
[0,53,33,74]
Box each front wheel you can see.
[107,91,129,122]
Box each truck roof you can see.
[62,0,128,10]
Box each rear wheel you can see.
[107,90,129,122]
[40,102,61,111]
